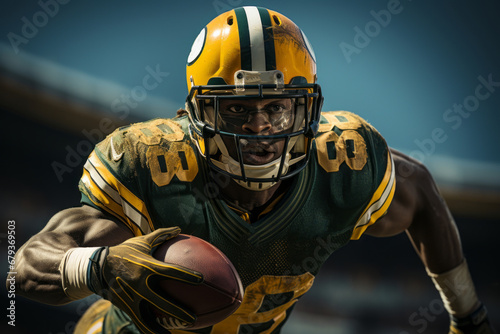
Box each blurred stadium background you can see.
[1,0,499,333]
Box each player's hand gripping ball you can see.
[151,234,244,330]
[88,227,204,334]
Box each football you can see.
[151,234,244,330]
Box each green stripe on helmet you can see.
[257,7,276,71]
[234,7,252,70]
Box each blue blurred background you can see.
[1,0,499,333]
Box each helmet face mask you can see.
[185,6,323,191]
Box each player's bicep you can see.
[40,205,135,247]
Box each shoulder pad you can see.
[316,111,384,173]
[314,111,395,239]
[78,116,198,236]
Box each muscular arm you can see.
[9,205,134,305]
[364,149,498,329]
[365,148,463,273]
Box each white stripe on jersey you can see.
[84,159,152,234]
[84,160,122,205]
[355,155,396,228]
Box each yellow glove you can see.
[88,227,203,334]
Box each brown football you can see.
[151,234,243,330]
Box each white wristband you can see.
[426,259,479,318]
[59,247,100,300]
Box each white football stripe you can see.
[85,320,102,334]
[84,160,121,204]
[122,200,151,234]
[85,159,151,234]
[244,6,266,71]
[356,157,395,227]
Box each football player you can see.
[8,6,495,334]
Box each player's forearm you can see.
[9,206,135,305]
[406,215,480,315]
[405,201,463,274]
[9,231,78,305]
[405,169,482,318]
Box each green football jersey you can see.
[78,111,395,334]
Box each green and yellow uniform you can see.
[77,111,395,334]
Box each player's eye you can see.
[266,104,285,113]
[226,105,246,114]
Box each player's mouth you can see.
[241,146,277,165]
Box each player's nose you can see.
[242,112,272,134]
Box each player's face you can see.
[218,98,295,165]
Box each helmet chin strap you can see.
[210,135,303,191]
[213,155,284,191]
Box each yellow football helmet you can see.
[186,6,322,190]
